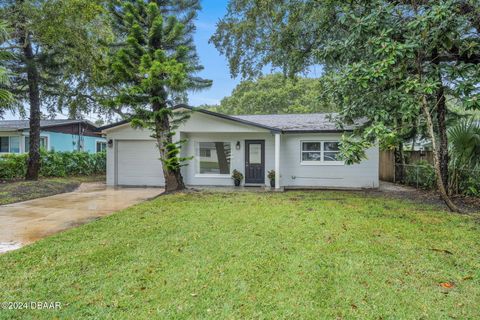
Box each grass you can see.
[0,175,105,205]
[0,191,479,319]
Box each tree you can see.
[1,0,107,180]
[0,20,14,113]
[103,0,211,192]
[212,0,480,212]
[213,73,337,115]
[449,119,480,169]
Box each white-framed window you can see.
[196,141,232,176]
[96,141,107,153]
[0,136,20,153]
[301,141,343,165]
[25,136,48,153]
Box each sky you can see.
[188,0,239,107]
[4,0,238,121]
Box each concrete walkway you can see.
[0,183,162,253]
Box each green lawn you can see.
[0,176,105,205]
[0,191,479,319]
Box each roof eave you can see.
[17,120,93,131]
[98,104,283,133]
[97,120,130,132]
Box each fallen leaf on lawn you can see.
[440,282,454,288]
[191,293,198,297]
[463,276,473,281]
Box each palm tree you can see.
[448,119,480,168]
[448,119,480,194]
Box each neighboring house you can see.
[0,120,106,154]
[99,105,379,189]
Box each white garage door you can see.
[116,140,165,186]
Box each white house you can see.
[99,105,379,189]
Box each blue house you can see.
[0,120,106,154]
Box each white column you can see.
[275,132,281,189]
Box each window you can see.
[196,142,231,175]
[0,136,20,153]
[301,142,322,162]
[25,136,48,153]
[301,141,342,164]
[96,141,107,153]
[0,137,9,153]
[9,137,20,153]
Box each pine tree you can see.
[1,0,106,180]
[105,0,212,192]
[0,20,14,112]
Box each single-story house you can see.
[0,119,106,154]
[99,105,379,189]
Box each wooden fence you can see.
[379,150,434,182]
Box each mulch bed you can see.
[364,185,480,214]
[0,179,80,205]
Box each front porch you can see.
[179,131,283,190]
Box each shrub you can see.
[450,166,480,197]
[404,160,436,189]
[0,151,106,181]
[0,154,28,180]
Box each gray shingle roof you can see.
[232,113,356,132]
[0,119,93,131]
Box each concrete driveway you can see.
[0,183,162,253]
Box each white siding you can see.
[280,133,379,189]
[178,112,270,133]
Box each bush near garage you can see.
[0,151,106,180]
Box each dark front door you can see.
[245,140,265,184]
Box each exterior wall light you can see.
[108,139,113,148]
[236,141,241,150]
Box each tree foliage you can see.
[1,0,108,116]
[448,119,480,169]
[1,0,108,180]
[102,0,211,192]
[213,0,480,211]
[212,73,337,115]
[0,20,14,112]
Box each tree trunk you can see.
[215,142,229,174]
[153,104,186,193]
[421,96,463,213]
[394,142,405,183]
[21,33,41,181]
[436,85,449,193]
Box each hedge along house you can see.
[0,120,106,154]
[99,105,379,189]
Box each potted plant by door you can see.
[232,170,244,187]
[268,170,276,188]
